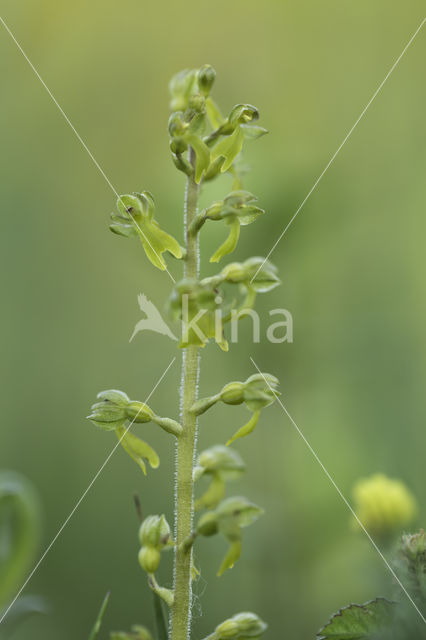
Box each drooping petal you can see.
[217,539,242,576]
[226,411,260,446]
[116,427,160,475]
[186,133,211,183]
[210,219,241,263]
[195,473,226,511]
[149,221,183,259]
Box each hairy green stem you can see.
[172,151,199,640]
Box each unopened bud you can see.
[138,546,161,573]
[197,64,216,96]
[139,515,172,549]
[214,612,267,639]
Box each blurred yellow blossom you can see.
[352,473,417,539]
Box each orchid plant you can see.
[87,65,279,640]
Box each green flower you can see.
[191,373,280,445]
[197,496,263,576]
[168,110,211,184]
[87,390,182,474]
[194,446,246,511]
[189,191,264,263]
[110,191,182,271]
[209,104,267,173]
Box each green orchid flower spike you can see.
[87,390,182,474]
[196,496,263,576]
[88,65,282,640]
[188,191,264,263]
[192,373,280,445]
[168,66,217,184]
[194,445,246,511]
[110,191,183,271]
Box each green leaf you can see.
[89,592,110,640]
[211,127,245,172]
[317,598,396,639]
[115,427,160,475]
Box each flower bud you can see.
[169,68,198,112]
[352,473,417,538]
[138,546,161,573]
[220,382,245,405]
[214,612,267,639]
[187,94,206,113]
[197,64,216,96]
[139,514,172,549]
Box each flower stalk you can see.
[172,150,200,640]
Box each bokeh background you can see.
[1,1,425,638]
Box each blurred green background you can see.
[1,1,425,638]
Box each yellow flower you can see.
[352,473,417,538]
